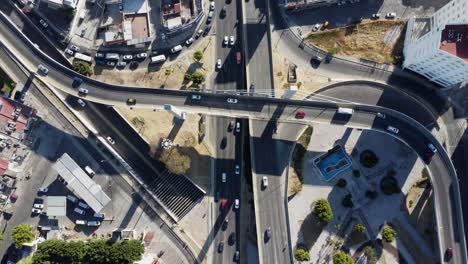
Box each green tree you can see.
[73,61,93,76]
[193,50,203,62]
[191,71,205,85]
[294,248,310,261]
[354,223,366,233]
[11,224,34,248]
[85,239,110,263]
[159,147,191,175]
[333,250,354,264]
[313,199,333,223]
[381,226,397,242]
[113,240,144,263]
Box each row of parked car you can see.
[67,194,104,227]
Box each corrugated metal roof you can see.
[47,196,66,216]
[53,154,110,213]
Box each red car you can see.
[446,247,453,258]
[295,111,306,119]
[220,199,227,210]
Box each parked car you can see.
[122,55,133,60]
[203,25,212,36]
[74,207,85,215]
[233,251,240,262]
[65,49,74,56]
[207,11,214,23]
[371,13,381,19]
[95,60,106,66]
[33,204,44,209]
[70,45,80,51]
[216,59,222,70]
[67,195,78,203]
[93,213,105,219]
[222,172,227,183]
[185,37,194,46]
[38,64,48,75]
[117,61,126,67]
[223,36,229,46]
[210,2,215,10]
[229,36,235,45]
[136,53,147,59]
[385,12,396,19]
[78,201,89,209]
[106,61,116,67]
[229,232,236,244]
[195,29,203,38]
[262,176,268,188]
[106,136,115,145]
[87,221,101,226]
[227,98,238,104]
[32,208,42,214]
[446,247,453,259]
[39,19,48,28]
[95,53,105,58]
[312,23,321,32]
[38,187,48,193]
[322,21,329,29]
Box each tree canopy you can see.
[11,224,34,248]
[381,226,397,242]
[313,199,333,223]
[73,61,93,76]
[159,147,191,175]
[333,250,354,264]
[193,50,203,61]
[294,248,310,261]
[191,71,205,85]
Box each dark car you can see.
[220,6,227,17]
[228,120,235,131]
[218,242,224,253]
[445,247,453,259]
[203,25,212,36]
[233,251,239,262]
[95,60,106,66]
[220,136,227,149]
[229,232,236,245]
[222,219,229,230]
[72,77,83,88]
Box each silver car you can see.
[38,64,49,75]
[78,88,89,95]
[227,98,238,104]
[387,126,399,134]
[122,55,133,60]
[229,36,235,46]
[77,99,86,107]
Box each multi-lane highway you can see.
[0,9,466,263]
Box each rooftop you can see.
[47,196,66,216]
[440,24,468,62]
[0,96,34,134]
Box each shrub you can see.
[193,50,203,61]
[353,170,360,177]
[422,167,429,179]
[360,150,379,168]
[183,73,192,82]
[313,199,333,223]
[333,250,354,264]
[380,176,400,195]
[381,226,397,242]
[336,178,347,188]
[365,190,378,199]
[191,71,205,85]
[354,223,365,233]
[342,194,353,208]
[11,224,34,248]
[294,248,310,261]
[73,61,93,76]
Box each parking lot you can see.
[285,0,451,36]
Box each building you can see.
[283,0,337,11]
[403,0,468,87]
[0,96,35,138]
[39,0,78,9]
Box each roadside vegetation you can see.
[333,250,354,264]
[289,126,313,195]
[294,247,311,261]
[11,224,34,248]
[306,20,406,64]
[32,239,144,263]
[73,61,93,76]
[0,67,16,96]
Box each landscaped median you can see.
[306,20,406,65]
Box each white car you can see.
[39,19,48,28]
[312,23,321,32]
[195,29,203,38]
[78,87,89,95]
[262,176,268,187]
[229,36,235,46]
[77,99,86,107]
[428,143,437,153]
[376,112,386,119]
[227,98,238,104]
[32,208,42,214]
[38,187,48,193]
[216,59,222,70]
[235,165,240,175]
[234,199,239,209]
[210,2,215,10]
[117,61,127,67]
[122,54,133,60]
[385,12,396,19]
[223,36,228,46]
[33,204,44,209]
[38,64,48,75]
[387,126,399,134]
[136,53,147,59]
[106,136,115,145]
[70,45,80,51]
[95,53,105,58]
[87,221,101,226]
[185,37,194,45]
[65,49,74,56]
[191,94,201,100]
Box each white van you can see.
[150,54,166,63]
[337,107,354,115]
[171,45,183,53]
[67,195,78,203]
[222,173,226,183]
[93,213,105,219]
[87,221,101,226]
[84,166,95,177]
[76,220,87,225]
[74,207,85,215]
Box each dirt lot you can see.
[92,37,214,90]
[306,20,406,64]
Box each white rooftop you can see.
[53,153,111,213]
[47,196,66,216]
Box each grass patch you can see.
[306,20,406,64]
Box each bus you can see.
[74,52,92,63]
